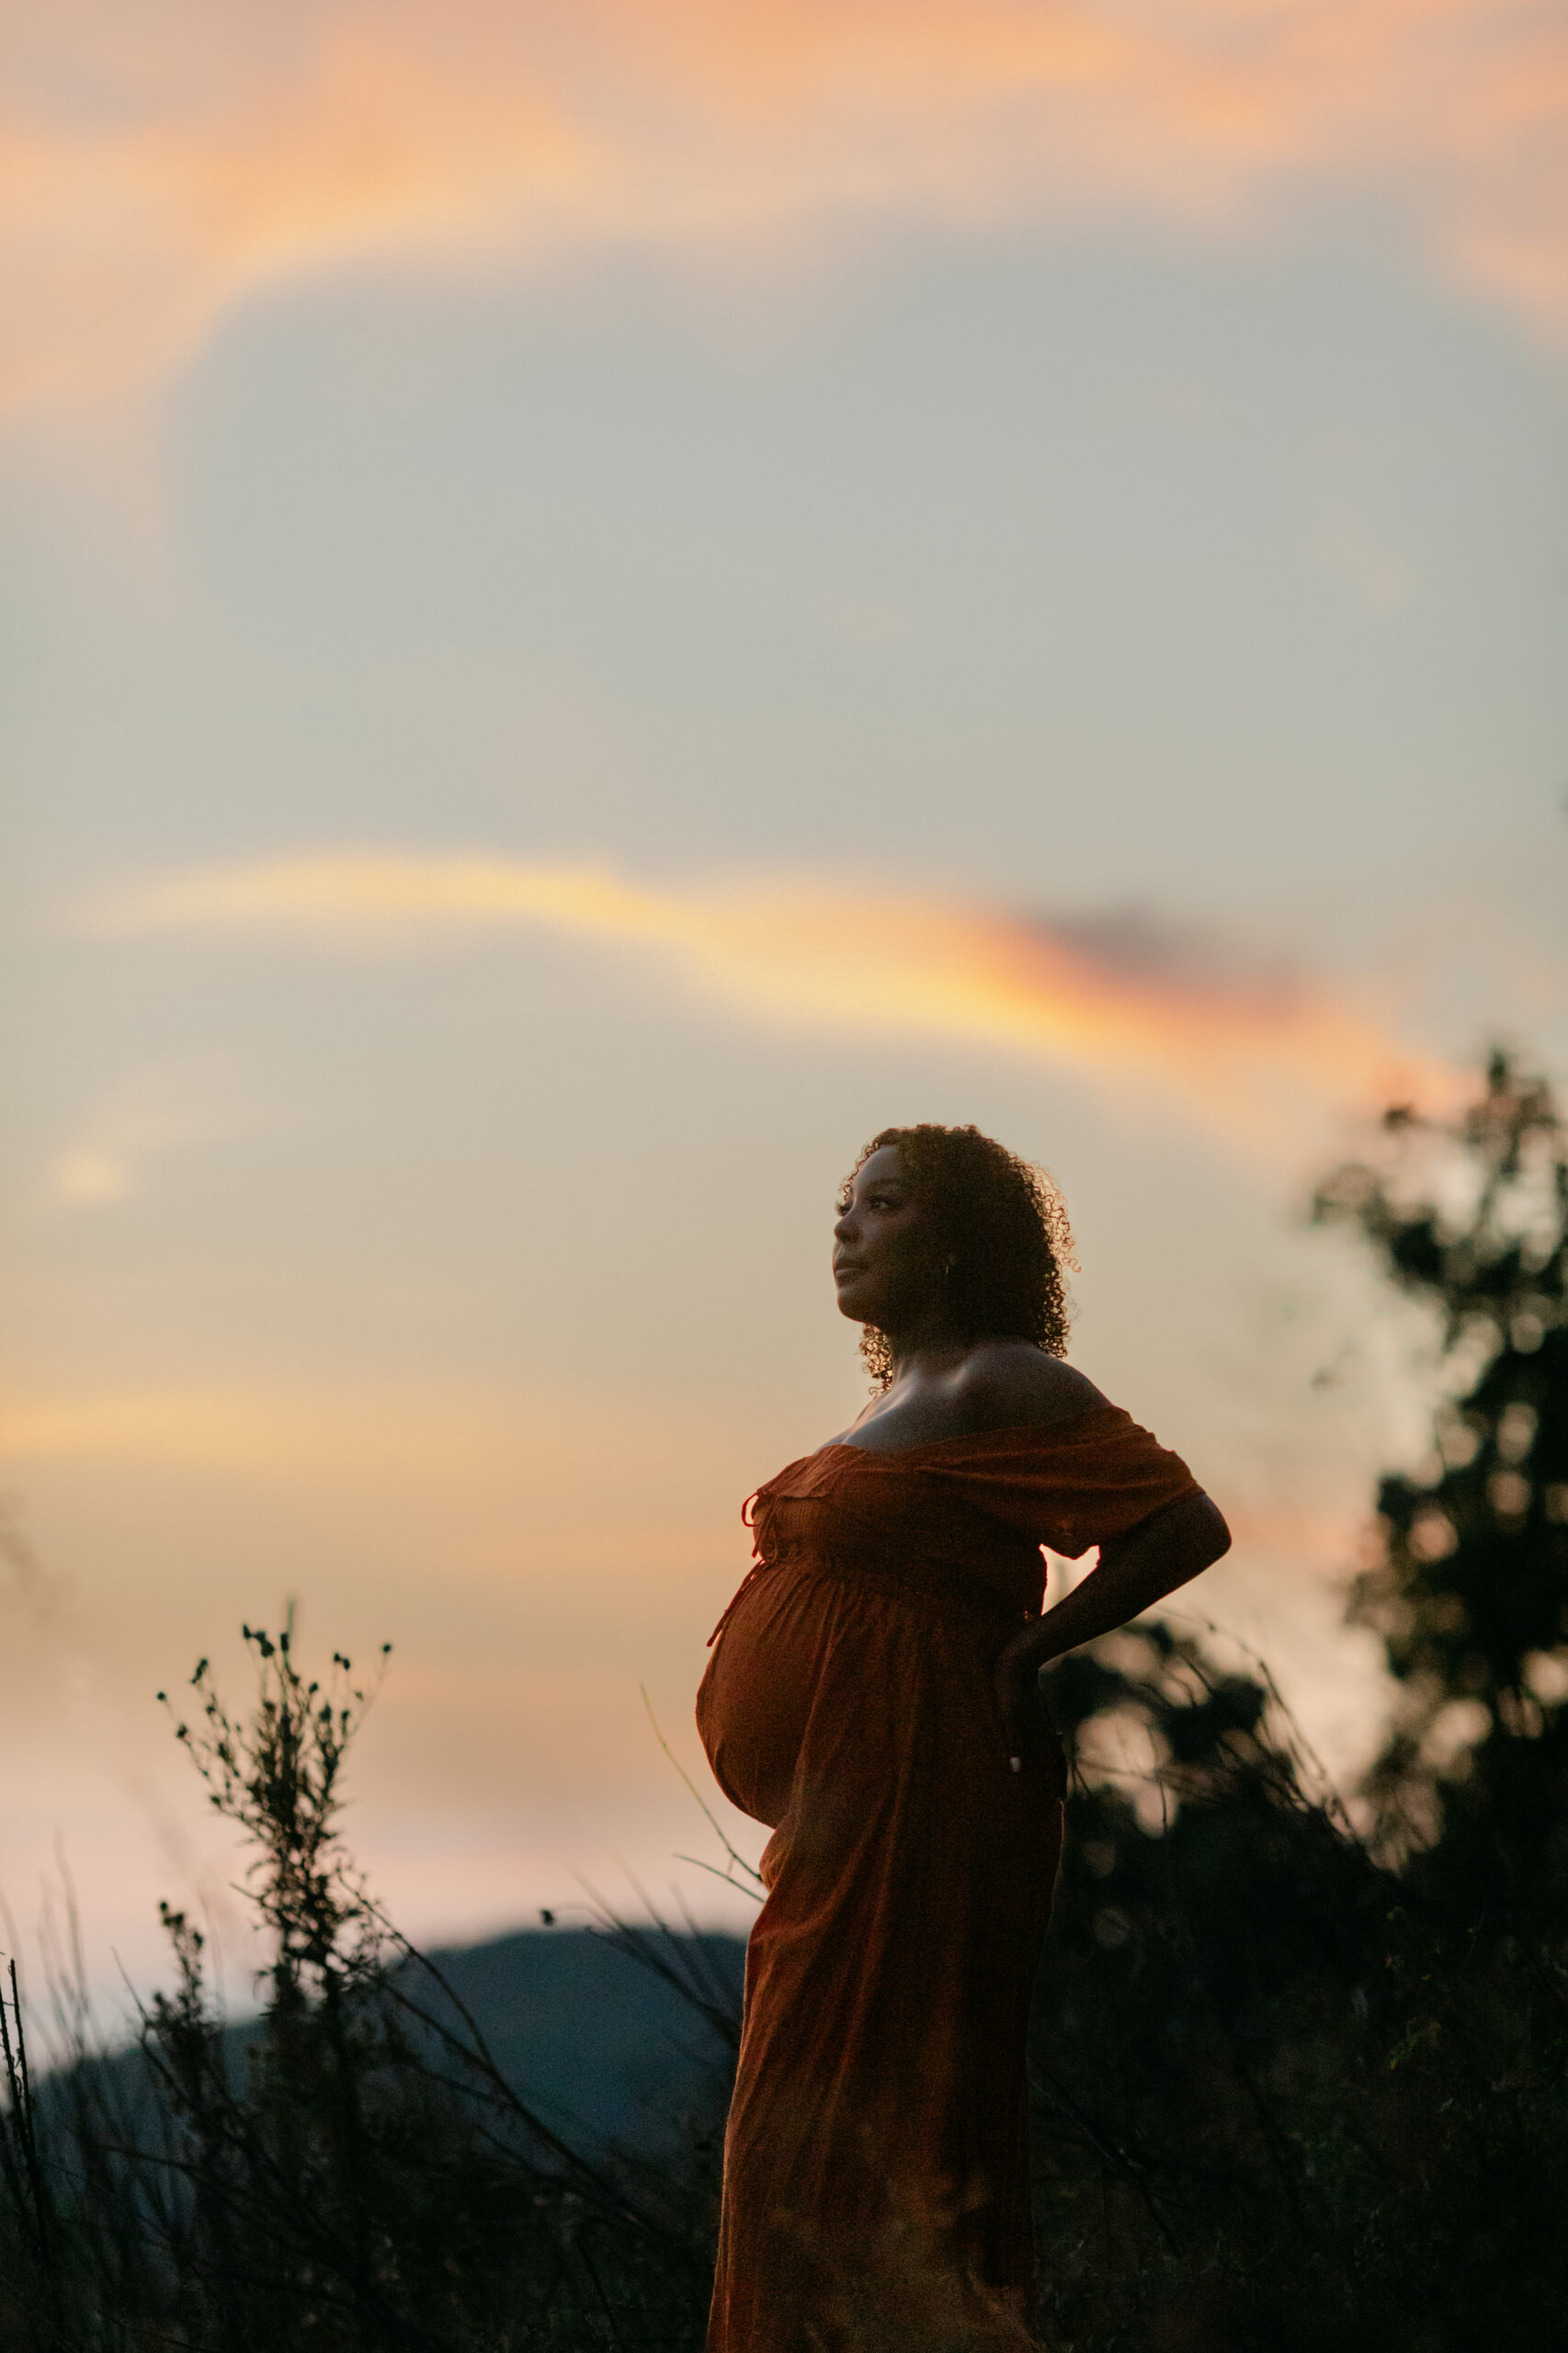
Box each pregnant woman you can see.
[697,1123,1230,2353]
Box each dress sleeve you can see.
[930,1404,1202,1560]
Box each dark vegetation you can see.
[4,1054,1566,2351]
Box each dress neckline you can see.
[816,1402,1110,1464]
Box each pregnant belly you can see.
[696,1551,1021,1838]
[696,1563,851,1829]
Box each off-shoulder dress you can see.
[695,1403,1198,2353]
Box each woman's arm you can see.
[994,1487,1232,1766]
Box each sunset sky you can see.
[3,0,1566,2012]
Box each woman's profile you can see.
[696,1123,1230,2352]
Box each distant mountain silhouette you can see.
[45,1927,746,2161]
[409,1925,745,2150]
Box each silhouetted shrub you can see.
[3,1620,727,2351]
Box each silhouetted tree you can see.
[1312,1049,1568,1919]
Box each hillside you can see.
[409,1924,746,2151]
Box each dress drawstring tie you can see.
[708,1490,771,1647]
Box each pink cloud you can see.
[85,848,1461,1153]
[3,0,1564,418]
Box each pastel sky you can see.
[3,0,1566,2013]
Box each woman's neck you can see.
[877,1313,971,1380]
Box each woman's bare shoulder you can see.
[958,1341,1109,1433]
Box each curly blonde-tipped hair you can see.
[842,1123,1077,1390]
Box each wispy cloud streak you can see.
[51,1054,249,1205]
[88,850,1455,1149]
[3,0,1564,418]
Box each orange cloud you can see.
[86,849,1457,1149]
[2,0,1564,418]
[0,1375,750,1597]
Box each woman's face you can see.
[832,1145,946,1329]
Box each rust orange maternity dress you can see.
[696,1403,1198,2353]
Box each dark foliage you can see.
[2,1620,729,2352]
[3,1055,1565,2350]
[1031,1623,1566,2353]
[1312,1048,1568,1915]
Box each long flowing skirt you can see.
[697,1553,1062,2353]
